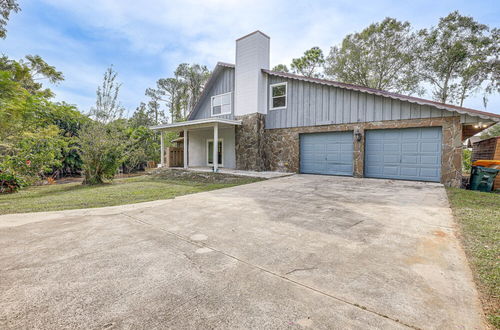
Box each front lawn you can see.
[447,188,500,328]
[0,170,262,215]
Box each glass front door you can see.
[207,140,223,166]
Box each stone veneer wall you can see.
[235,113,266,171]
[262,116,463,187]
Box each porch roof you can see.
[150,118,242,132]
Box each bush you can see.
[463,149,472,173]
[78,122,123,185]
[0,170,25,193]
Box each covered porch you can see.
[151,118,242,172]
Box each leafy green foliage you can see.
[462,149,472,173]
[417,11,495,105]
[480,123,500,139]
[146,63,210,123]
[0,169,25,193]
[0,54,64,96]
[0,58,86,184]
[290,47,325,78]
[1,126,67,184]
[78,122,124,185]
[325,17,421,94]
[0,0,20,39]
[89,65,125,124]
[271,64,289,73]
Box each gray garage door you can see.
[365,127,442,182]
[300,131,353,176]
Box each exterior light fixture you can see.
[355,132,363,142]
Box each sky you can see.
[2,0,499,116]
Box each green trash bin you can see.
[469,166,500,192]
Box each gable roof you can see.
[187,62,235,120]
[263,69,500,122]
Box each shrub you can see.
[0,170,25,193]
[463,149,472,174]
[78,122,123,185]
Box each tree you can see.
[480,123,500,139]
[291,47,325,77]
[129,102,163,128]
[175,63,210,117]
[89,65,125,124]
[483,28,499,107]
[416,11,495,105]
[272,64,289,73]
[78,122,123,185]
[0,0,20,39]
[146,63,210,123]
[325,18,421,94]
[0,54,64,96]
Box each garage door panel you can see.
[300,131,353,176]
[401,155,418,164]
[384,143,400,152]
[383,155,399,163]
[420,167,440,178]
[421,155,440,164]
[383,166,400,176]
[421,142,439,152]
[401,130,419,139]
[365,127,441,182]
[402,143,418,152]
[400,167,419,176]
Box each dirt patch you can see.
[150,169,263,184]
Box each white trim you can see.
[269,82,287,110]
[211,92,232,117]
[206,138,224,167]
[150,118,241,131]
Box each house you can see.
[151,31,500,187]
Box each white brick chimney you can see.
[234,31,270,116]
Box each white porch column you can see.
[183,129,188,169]
[213,123,219,172]
[160,131,164,167]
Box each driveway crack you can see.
[120,212,419,329]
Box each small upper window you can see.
[211,92,231,116]
[270,82,287,110]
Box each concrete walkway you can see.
[171,166,295,178]
[0,175,485,329]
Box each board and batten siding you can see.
[192,67,235,120]
[265,75,477,129]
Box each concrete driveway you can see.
[0,175,484,329]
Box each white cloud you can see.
[2,0,498,114]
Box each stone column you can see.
[353,126,364,178]
[441,117,462,187]
[235,113,266,171]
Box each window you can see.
[211,92,231,116]
[270,82,287,110]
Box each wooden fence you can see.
[165,147,183,167]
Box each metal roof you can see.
[263,69,500,122]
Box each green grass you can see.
[447,188,500,328]
[0,173,262,215]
